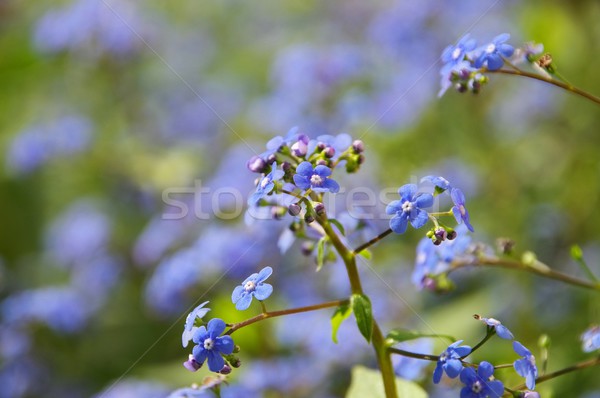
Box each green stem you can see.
[316,214,398,398]
[450,256,600,291]
[353,228,393,255]
[388,347,439,362]
[508,355,600,392]
[466,329,495,357]
[489,68,600,106]
[225,299,347,335]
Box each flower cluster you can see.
[438,33,550,96]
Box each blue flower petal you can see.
[314,164,332,177]
[256,266,273,282]
[322,178,340,193]
[488,380,505,397]
[444,358,463,378]
[253,283,273,300]
[478,361,494,379]
[386,200,402,215]
[295,161,313,176]
[410,209,429,229]
[192,344,208,364]
[207,350,225,372]
[486,54,504,70]
[398,184,417,200]
[231,285,245,304]
[513,341,530,356]
[459,367,476,384]
[215,335,235,355]
[415,193,433,209]
[496,324,514,340]
[390,214,408,234]
[207,318,226,336]
[454,346,472,357]
[235,293,254,310]
[432,363,444,384]
[293,174,310,190]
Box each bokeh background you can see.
[1,0,599,397]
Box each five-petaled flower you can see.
[386,184,433,234]
[440,34,477,73]
[191,318,234,372]
[581,325,600,352]
[433,340,472,384]
[451,188,474,232]
[474,34,515,71]
[476,315,514,340]
[460,361,504,398]
[231,266,274,310]
[513,341,538,390]
[248,164,285,206]
[182,301,211,348]
[293,161,340,193]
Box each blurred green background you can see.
[0,0,599,397]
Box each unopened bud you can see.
[313,202,325,216]
[291,140,308,157]
[301,241,314,256]
[352,140,364,153]
[323,146,335,158]
[183,355,202,372]
[288,203,302,216]
[266,154,277,165]
[447,230,457,240]
[304,214,315,224]
[219,364,232,375]
[247,156,266,173]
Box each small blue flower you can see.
[581,325,600,352]
[231,266,274,310]
[438,60,477,97]
[260,126,299,159]
[451,188,474,232]
[440,34,477,73]
[513,341,538,390]
[191,318,234,372]
[474,34,515,71]
[421,175,452,192]
[248,165,285,206]
[293,161,340,193]
[459,361,504,398]
[386,184,433,234]
[182,301,211,348]
[477,316,514,340]
[433,340,472,384]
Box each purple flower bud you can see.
[218,364,232,375]
[316,159,328,166]
[247,156,266,173]
[183,354,202,372]
[291,140,308,157]
[447,230,458,240]
[282,161,291,172]
[288,203,301,216]
[352,140,364,153]
[297,134,309,144]
[266,154,277,165]
[301,241,314,256]
[323,146,335,158]
[522,391,540,398]
[313,202,325,216]
[304,214,315,224]
[316,142,326,151]
[434,227,447,241]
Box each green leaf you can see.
[386,328,455,346]
[346,365,428,398]
[358,249,372,260]
[329,218,346,236]
[351,294,373,343]
[316,237,326,271]
[330,302,352,344]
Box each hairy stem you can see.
[353,228,393,255]
[225,299,347,335]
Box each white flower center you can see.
[452,48,462,60]
[260,177,270,189]
[471,381,483,393]
[203,338,214,350]
[401,201,413,213]
[310,174,323,186]
[244,280,256,292]
[459,205,467,216]
[486,44,496,53]
[529,355,536,366]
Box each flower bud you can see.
[447,230,457,240]
[316,142,326,151]
[352,140,364,153]
[183,355,202,372]
[282,161,292,172]
[323,146,335,158]
[247,156,266,173]
[496,237,515,254]
[291,140,308,157]
[218,364,232,375]
[304,213,315,224]
[301,241,314,256]
[316,159,329,166]
[271,206,286,220]
[266,154,277,165]
[434,227,447,242]
[288,203,302,216]
[313,202,325,216]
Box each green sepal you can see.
[316,237,327,271]
[330,302,352,344]
[329,218,346,236]
[351,293,373,343]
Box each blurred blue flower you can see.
[386,184,433,234]
[182,301,211,348]
[6,115,93,175]
[293,162,340,193]
[440,34,477,73]
[451,188,474,232]
[191,318,234,372]
[421,175,452,192]
[459,361,504,398]
[433,340,471,383]
[474,34,514,71]
[392,338,433,380]
[248,165,285,206]
[513,341,538,390]
[45,200,111,266]
[581,325,600,352]
[478,316,514,340]
[231,266,273,310]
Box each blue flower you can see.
[440,34,477,73]
[248,165,285,206]
[293,161,340,193]
[191,318,235,372]
[231,266,274,310]
[438,60,477,97]
[433,340,472,384]
[182,301,211,348]
[459,361,504,398]
[386,184,433,234]
[260,126,299,159]
[451,188,474,232]
[474,34,515,71]
[513,341,538,390]
[477,316,514,340]
[421,175,452,192]
[581,325,600,352]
